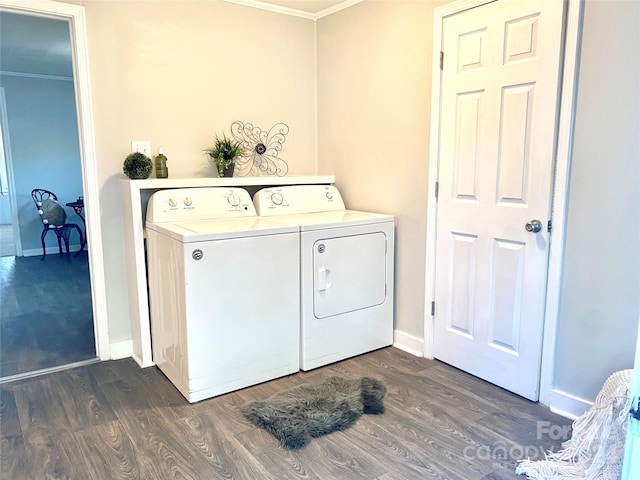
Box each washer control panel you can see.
[254,185,345,216]
[147,187,255,223]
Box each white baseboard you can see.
[131,352,155,368]
[393,330,424,357]
[548,388,593,420]
[109,339,133,360]
[21,245,83,257]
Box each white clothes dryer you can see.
[254,185,394,371]
[145,187,300,402]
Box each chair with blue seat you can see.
[31,188,83,260]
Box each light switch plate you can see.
[131,141,151,157]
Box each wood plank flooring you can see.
[0,252,96,378]
[0,347,571,479]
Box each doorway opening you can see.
[0,2,108,380]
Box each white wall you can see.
[76,0,317,342]
[552,0,640,403]
[317,0,445,353]
[0,74,83,252]
[0,196,10,224]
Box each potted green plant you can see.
[123,151,152,179]
[205,134,246,177]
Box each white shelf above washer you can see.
[124,175,335,189]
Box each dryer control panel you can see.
[147,187,255,223]
[254,185,345,216]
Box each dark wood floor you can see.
[0,251,96,378]
[0,347,571,479]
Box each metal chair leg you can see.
[72,225,84,256]
[40,229,48,261]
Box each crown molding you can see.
[223,0,315,19]
[316,0,364,19]
[223,0,364,20]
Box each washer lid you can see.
[146,217,299,242]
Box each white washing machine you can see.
[145,187,300,402]
[254,185,394,371]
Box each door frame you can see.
[0,87,22,256]
[0,0,110,361]
[424,0,584,406]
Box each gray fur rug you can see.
[241,376,386,449]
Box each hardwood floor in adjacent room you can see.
[0,347,571,480]
[0,251,96,378]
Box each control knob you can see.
[184,197,193,206]
[168,198,177,207]
[271,192,284,205]
[228,192,240,207]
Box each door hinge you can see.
[435,181,439,199]
[547,220,552,233]
[440,51,444,70]
[431,301,435,316]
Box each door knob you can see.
[525,219,543,233]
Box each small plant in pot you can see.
[205,134,246,177]
[123,151,153,179]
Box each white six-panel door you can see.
[433,0,564,400]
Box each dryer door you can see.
[313,232,387,319]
